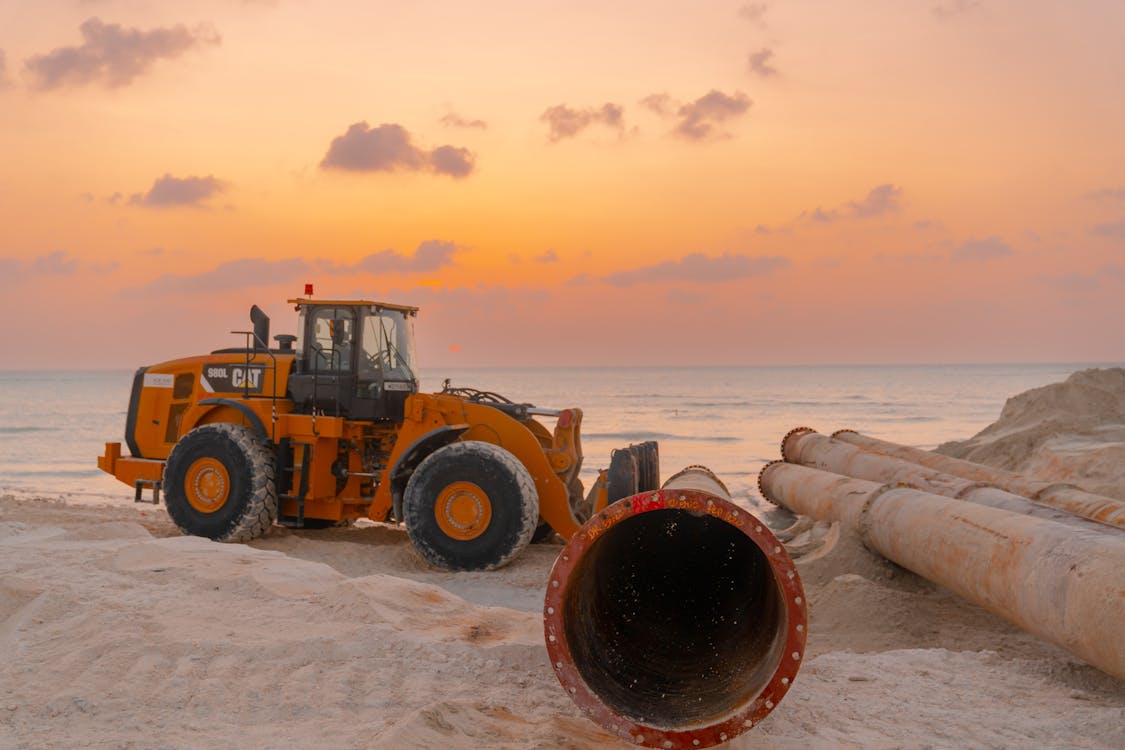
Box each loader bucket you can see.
[605,440,659,504]
[544,468,806,749]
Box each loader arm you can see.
[375,393,583,539]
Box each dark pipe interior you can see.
[563,508,785,728]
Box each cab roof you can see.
[288,298,419,314]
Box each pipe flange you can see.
[664,465,730,497]
[1033,482,1086,500]
[953,481,998,500]
[830,428,858,438]
[857,482,919,546]
[780,427,818,463]
[544,488,807,750]
[757,459,788,507]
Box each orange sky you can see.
[2,0,1124,368]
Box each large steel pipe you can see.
[544,467,807,749]
[782,428,1121,534]
[760,461,1125,679]
[832,429,1125,530]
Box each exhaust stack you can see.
[544,467,806,749]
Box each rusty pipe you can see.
[544,467,807,749]
[832,429,1125,530]
[759,460,1125,679]
[782,428,1121,534]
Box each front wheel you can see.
[403,441,538,570]
[163,423,277,542]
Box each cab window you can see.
[309,309,353,371]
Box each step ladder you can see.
[277,438,312,527]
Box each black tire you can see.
[163,423,277,542]
[403,441,538,571]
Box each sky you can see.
[2,0,1125,369]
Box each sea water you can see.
[0,364,1110,505]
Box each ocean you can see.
[0,364,1112,506]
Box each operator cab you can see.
[287,299,419,420]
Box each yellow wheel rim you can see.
[434,481,492,541]
[185,457,231,514]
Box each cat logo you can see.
[201,365,265,394]
[231,367,261,389]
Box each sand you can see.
[938,367,1125,500]
[3,371,1125,749]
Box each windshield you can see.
[360,309,417,381]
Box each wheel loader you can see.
[97,296,658,570]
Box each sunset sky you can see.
[2,0,1124,369]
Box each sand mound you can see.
[938,367,1125,498]
[115,535,348,597]
[369,700,612,750]
[320,574,542,648]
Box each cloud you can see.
[951,236,1013,262]
[639,93,675,117]
[123,242,459,297]
[738,3,769,27]
[0,251,81,280]
[534,249,559,263]
[24,17,220,90]
[672,90,752,141]
[320,121,476,178]
[124,257,309,297]
[932,1,980,19]
[847,184,903,218]
[600,252,789,286]
[440,112,487,129]
[1045,273,1100,292]
[1086,187,1125,201]
[346,240,458,274]
[1039,264,1125,292]
[1092,220,1125,238]
[809,184,904,222]
[129,174,227,208]
[873,251,943,265]
[429,145,475,178]
[0,49,10,89]
[540,102,625,142]
[747,48,778,78]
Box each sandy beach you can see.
[2,370,1124,749]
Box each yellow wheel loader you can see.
[97,297,658,570]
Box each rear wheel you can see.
[163,423,277,542]
[403,441,538,570]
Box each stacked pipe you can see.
[545,467,807,749]
[832,429,1125,530]
[760,429,1125,680]
[781,428,1118,533]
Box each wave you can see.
[585,431,742,443]
[0,426,57,435]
